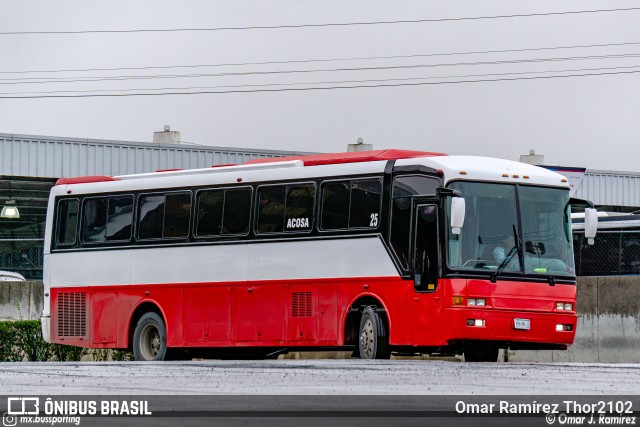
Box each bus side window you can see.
[196,190,224,237]
[320,178,381,231]
[197,187,252,237]
[222,188,252,235]
[164,192,191,239]
[257,186,286,234]
[138,194,165,240]
[257,184,315,234]
[321,182,349,230]
[284,184,315,232]
[82,195,133,244]
[106,196,134,241]
[349,179,381,229]
[56,199,79,246]
[82,198,108,243]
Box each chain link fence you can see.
[0,239,44,280]
[574,230,640,276]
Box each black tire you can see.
[358,306,391,359]
[132,312,167,361]
[463,347,499,362]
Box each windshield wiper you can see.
[491,225,521,283]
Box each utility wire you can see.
[2,64,639,96]
[1,41,639,75]
[1,7,639,35]
[1,53,639,85]
[1,70,638,99]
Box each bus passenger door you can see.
[411,202,443,345]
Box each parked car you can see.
[0,270,26,281]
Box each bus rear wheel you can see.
[358,306,391,359]
[463,347,499,362]
[133,313,167,361]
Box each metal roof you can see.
[0,133,310,179]
[574,169,640,208]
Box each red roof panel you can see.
[244,149,446,167]
[55,175,119,186]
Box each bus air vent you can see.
[57,292,87,338]
[292,292,312,317]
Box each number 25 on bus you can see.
[41,149,597,361]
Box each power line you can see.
[1,53,639,85]
[1,7,639,35]
[1,69,637,99]
[1,41,639,75]
[2,64,639,96]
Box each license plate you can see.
[514,318,531,330]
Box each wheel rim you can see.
[360,318,375,359]
[140,324,161,360]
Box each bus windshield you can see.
[446,182,575,278]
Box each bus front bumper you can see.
[41,315,51,343]
[443,308,577,346]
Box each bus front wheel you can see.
[358,306,391,359]
[133,313,167,361]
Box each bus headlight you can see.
[468,298,486,307]
[556,302,573,311]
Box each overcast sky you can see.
[1,1,639,171]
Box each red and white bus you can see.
[41,149,591,361]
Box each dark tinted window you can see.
[82,198,108,243]
[196,190,224,236]
[222,188,251,235]
[393,175,439,199]
[284,185,314,232]
[257,184,315,234]
[349,180,382,228]
[164,192,191,238]
[321,182,349,230]
[138,192,192,240]
[390,175,440,269]
[82,196,133,244]
[56,199,79,246]
[106,196,134,241]
[197,187,251,237]
[138,194,165,239]
[321,179,382,230]
[257,186,286,233]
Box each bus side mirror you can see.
[584,208,598,245]
[450,197,465,235]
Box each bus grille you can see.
[57,292,87,338]
[292,292,312,317]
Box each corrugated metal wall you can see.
[574,170,640,208]
[0,133,309,178]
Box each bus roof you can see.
[51,149,568,190]
[53,149,447,186]
[244,149,447,166]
